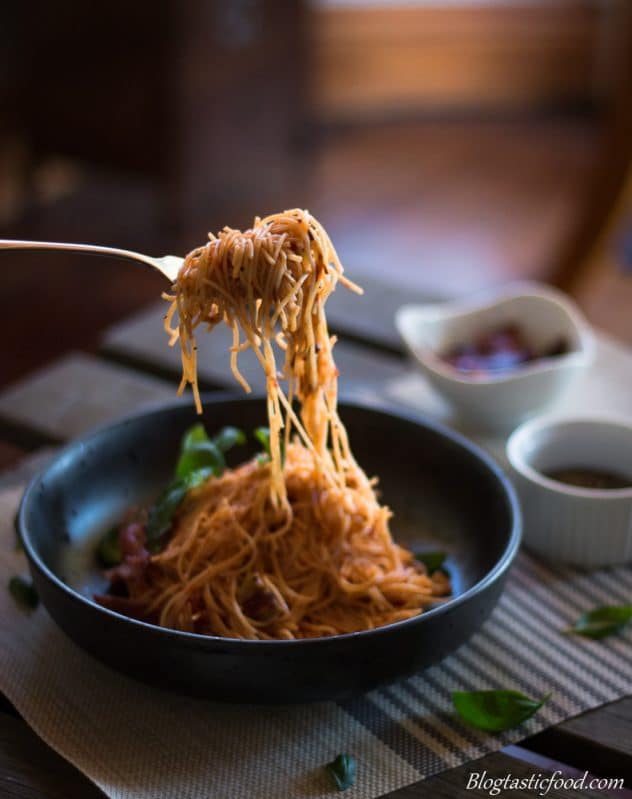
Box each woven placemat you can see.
[1,486,630,799]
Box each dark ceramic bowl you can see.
[18,395,520,703]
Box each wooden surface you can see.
[100,298,632,468]
[0,275,630,798]
[526,697,632,785]
[102,304,409,395]
[309,119,600,298]
[555,1,632,339]
[0,711,106,799]
[1,114,603,389]
[572,157,632,345]
[0,352,173,445]
[312,1,603,120]
[7,1,307,240]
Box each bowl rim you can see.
[395,281,595,387]
[18,392,522,650]
[507,413,632,500]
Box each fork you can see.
[0,239,183,283]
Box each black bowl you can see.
[18,395,520,703]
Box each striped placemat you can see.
[1,485,630,799]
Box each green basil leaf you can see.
[8,575,39,611]
[97,527,122,567]
[147,479,189,542]
[146,423,244,547]
[325,753,357,791]
[453,690,548,732]
[414,551,446,574]
[213,426,246,453]
[181,423,209,450]
[566,605,632,639]
[184,467,215,489]
[254,426,285,467]
[176,440,225,480]
[254,426,271,455]
[147,468,214,544]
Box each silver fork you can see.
[0,239,183,283]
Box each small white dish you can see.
[395,282,595,431]
[507,415,632,567]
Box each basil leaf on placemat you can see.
[566,605,632,639]
[453,690,548,732]
[8,575,39,611]
[414,551,446,574]
[325,753,356,791]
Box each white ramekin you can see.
[507,415,632,567]
[395,282,595,432]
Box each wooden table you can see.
[0,278,630,798]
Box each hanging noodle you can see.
[163,208,360,506]
[105,209,450,639]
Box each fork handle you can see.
[0,239,156,269]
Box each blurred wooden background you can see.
[313,1,611,118]
[1,0,631,386]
